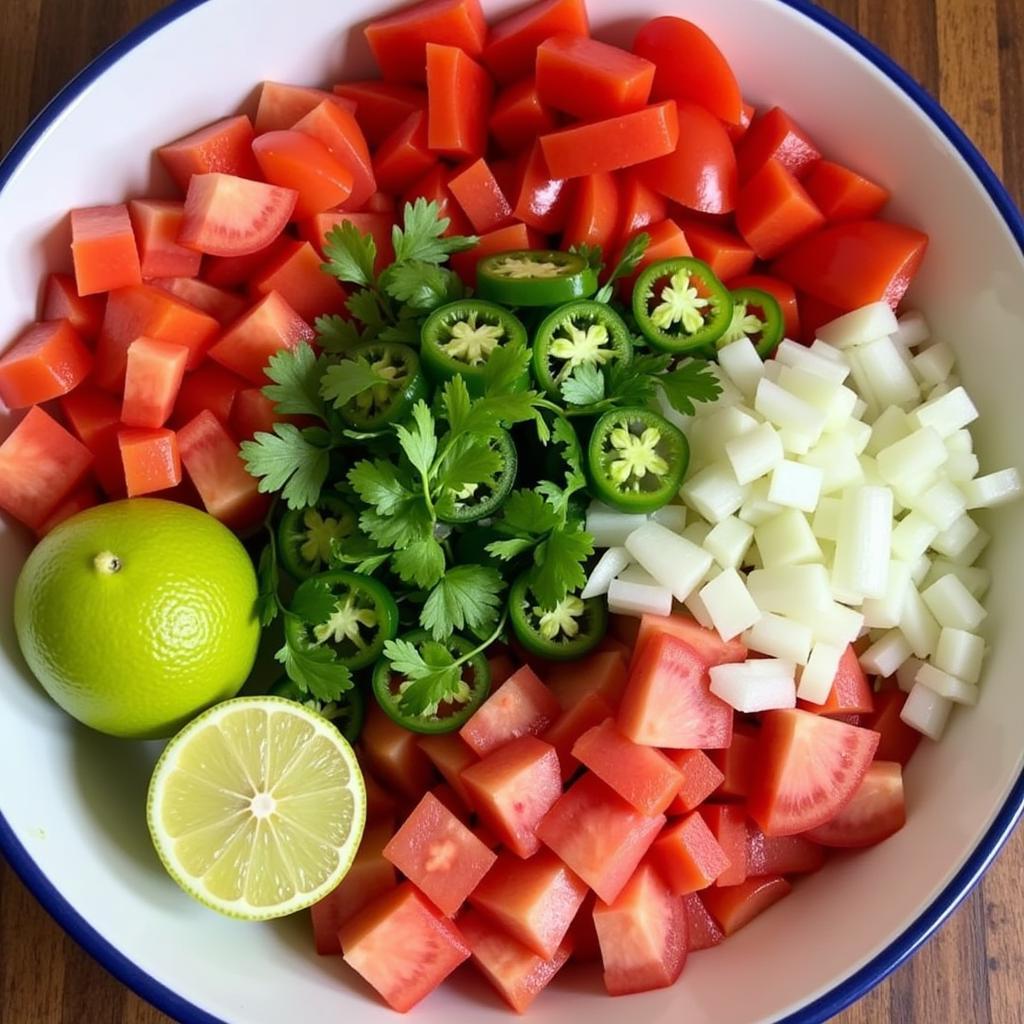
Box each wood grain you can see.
[1,1,1022,1021]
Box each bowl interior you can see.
[1,1,1023,1021]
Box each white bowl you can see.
[1,1,1023,1021]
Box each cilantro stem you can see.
[450,610,509,672]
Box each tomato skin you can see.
[483,0,590,85]
[118,428,181,497]
[540,101,679,180]
[489,77,559,155]
[35,484,100,538]
[537,34,654,119]
[802,159,890,223]
[746,821,825,875]
[404,165,474,237]
[339,883,471,1013]
[127,200,201,281]
[650,811,731,894]
[632,16,743,125]
[737,106,821,182]
[725,101,756,144]
[868,689,923,766]
[803,760,906,848]
[292,100,376,211]
[373,111,438,195]
[41,274,104,342]
[158,115,259,194]
[701,875,791,936]
[152,278,246,327]
[749,709,881,837]
[207,291,314,385]
[727,273,800,340]
[561,171,619,253]
[253,81,353,134]
[249,238,347,321]
[332,81,426,146]
[512,142,573,234]
[251,130,354,219]
[664,749,725,815]
[365,0,486,84]
[448,158,514,234]
[171,364,244,429]
[70,204,142,297]
[798,644,875,716]
[121,339,189,429]
[0,321,92,409]
[616,171,668,241]
[0,407,93,529]
[683,893,724,950]
[426,44,493,161]
[735,158,826,260]
[678,219,756,281]
[363,703,437,801]
[416,733,478,808]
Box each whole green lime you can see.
[14,498,261,739]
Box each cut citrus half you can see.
[147,696,366,920]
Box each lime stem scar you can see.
[94,551,122,574]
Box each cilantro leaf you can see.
[604,352,672,408]
[256,544,280,627]
[382,261,463,311]
[560,362,606,406]
[275,626,353,703]
[348,459,419,515]
[530,526,594,609]
[347,289,386,330]
[322,222,377,288]
[494,490,561,538]
[378,320,423,346]
[441,374,472,435]
[288,576,338,627]
[262,342,329,420]
[483,340,533,397]
[240,424,330,510]
[435,433,504,494]
[420,565,506,640]
[392,536,446,589]
[595,232,650,303]
[485,537,537,561]
[392,198,479,265]
[395,400,437,477]
[315,314,366,354]
[320,355,388,409]
[569,242,604,272]
[361,502,433,551]
[660,359,723,415]
[383,637,464,718]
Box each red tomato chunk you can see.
[70,204,142,297]
[650,812,731,894]
[701,875,792,937]
[0,321,91,409]
[459,664,560,757]
[118,428,181,497]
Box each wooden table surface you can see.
[2,0,1023,1020]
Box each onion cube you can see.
[962,468,1023,509]
[803,600,864,647]
[912,386,979,438]
[915,663,978,706]
[703,515,754,569]
[866,406,913,457]
[699,569,762,641]
[581,547,632,600]
[934,627,985,685]
[901,682,954,739]
[737,478,785,527]
[912,342,956,386]
[899,584,941,659]
[944,452,980,484]
[626,522,713,603]
[779,429,816,456]
[586,501,648,548]
[859,629,912,678]
[743,612,813,664]
[655,387,693,433]
[946,429,974,454]
[796,642,844,704]
[858,336,920,408]
[808,339,850,366]
[650,504,688,532]
[801,434,865,495]
[680,462,746,524]
[811,497,841,541]
[910,554,932,586]
[689,406,759,467]
[777,340,850,382]
[922,561,990,600]
[891,310,931,349]
[832,485,893,601]
[949,526,990,567]
[725,422,785,486]
[607,577,673,618]
[816,302,899,349]
[891,511,940,562]
[777,366,853,425]
[930,513,980,560]
[767,460,823,512]
[755,378,827,440]
[693,363,744,418]
[755,509,823,568]
[862,559,912,629]
[877,427,948,485]
[717,338,764,401]
[920,575,986,631]
[896,656,925,693]
[709,660,797,713]
[681,521,713,549]
[747,564,833,618]
[911,479,967,530]
[843,419,873,455]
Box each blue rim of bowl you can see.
[1,0,1023,1022]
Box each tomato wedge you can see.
[616,171,668,241]
[128,199,202,280]
[459,665,560,758]
[41,273,104,341]
[483,0,590,85]
[249,239,348,321]
[803,761,906,848]
[180,173,297,258]
[374,111,438,195]
[512,142,573,235]
[735,158,826,260]
[867,689,923,766]
[679,219,756,281]
[121,339,189,429]
[562,171,619,253]
[489,77,559,155]
[664,749,725,815]
[701,875,791,936]
[448,158,514,234]
[152,277,246,327]
[802,159,890,223]
[252,81,353,134]
[118,428,181,497]
[542,691,614,781]
[746,821,825,875]
[292,100,376,211]
[749,709,880,837]
[157,115,260,194]
[634,613,747,668]
[332,80,427,146]
[252,130,354,219]
[737,106,821,182]
[426,44,493,161]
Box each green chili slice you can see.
[476,250,599,306]
[508,572,608,661]
[719,286,785,358]
[277,492,357,581]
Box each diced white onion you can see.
[859,629,912,678]
[815,302,899,349]
[755,509,824,568]
[811,497,841,541]
[944,452,980,484]
[796,642,844,703]
[680,462,747,524]
[703,515,754,570]
[896,656,925,693]
[586,501,648,548]
[581,547,632,600]
[725,422,785,485]
[862,559,912,629]
[934,627,985,685]
[808,339,851,366]
[832,485,893,601]
[803,601,864,647]
[945,429,974,454]
[777,340,850,382]
[876,427,948,485]
[709,660,797,713]
[891,510,940,562]
[911,342,956,386]
[910,554,932,586]
[744,612,813,665]
[922,560,990,600]
[857,336,920,408]
[930,513,980,560]
[688,406,759,468]
[910,478,967,530]
[901,681,953,739]
[912,386,979,438]
[747,564,833,619]
[920,574,987,631]
[650,504,688,532]
[737,478,785,527]
[717,338,765,402]
[899,584,941,659]
[915,663,978,706]
[767,460,823,512]
[891,310,931,349]
[699,569,762,641]
[801,434,865,495]
[625,522,713,603]
[607,577,673,618]
[962,468,1023,509]
[755,378,828,440]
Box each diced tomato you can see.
[727,273,800,340]
[459,664,560,757]
[158,115,259,193]
[118,428,181,496]
[362,702,436,801]
[637,102,737,214]
[799,644,874,716]
[619,632,733,749]
[460,735,562,857]
[511,142,572,234]
[698,804,747,886]
[201,236,294,290]
[0,321,91,409]
[292,100,376,211]
[58,385,120,447]
[249,239,347,321]
[428,781,469,823]
[540,102,678,180]
[447,158,513,234]
[450,222,537,284]
[746,821,825,875]
[416,733,478,808]
[802,159,890,224]
[404,165,474,237]
[35,483,100,538]
[253,82,353,135]
[180,174,297,258]
[709,728,759,800]
[469,848,588,958]
[383,791,496,916]
[562,171,619,253]
[489,77,559,155]
[725,101,756,144]
[593,862,687,996]
[311,819,395,954]
[333,81,426,146]
[41,274,105,342]
[664,749,725,815]
[127,199,201,281]
[537,773,664,903]
[676,219,756,282]
[0,408,93,529]
[737,107,821,182]
[365,0,486,84]
[772,220,929,312]
[459,908,572,1013]
[536,34,654,119]
[683,893,724,950]
[301,211,396,273]
[749,709,880,837]
[207,291,313,384]
[634,613,748,668]
[616,218,691,295]
[484,0,589,85]
[339,883,470,1013]
[177,410,269,530]
[868,689,922,765]
[121,339,189,429]
[735,159,826,260]
[572,718,683,815]
[633,16,743,125]
[89,435,128,500]
[231,386,287,440]
[568,892,602,963]
[171,364,244,429]
[545,649,628,711]
[487,652,517,687]
[252,130,353,219]
[70,204,142,297]
[364,771,399,824]
[702,875,792,936]
[425,44,492,161]
[650,811,731,895]
[595,633,632,660]
[152,278,246,327]
[373,111,438,195]
[803,761,906,848]
[542,690,614,780]
[616,171,669,241]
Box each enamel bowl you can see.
[1,1,1022,1021]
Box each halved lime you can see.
[147,696,366,920]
